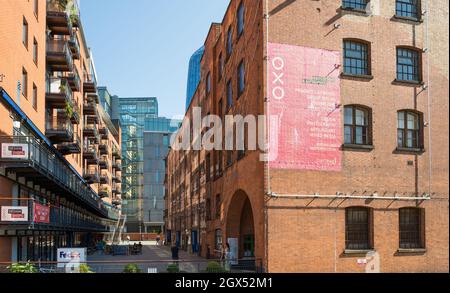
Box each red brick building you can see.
[165,0,449,273]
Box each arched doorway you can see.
[225,190,255,260]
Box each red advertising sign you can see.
[33,202,50,224]
[268,43,342,171]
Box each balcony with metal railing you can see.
[99,141,109,155]
[67,67,81,92]
[70,102,81,125]
[83,121,99,139]
[68,34,80,60]
[57,132,81,155]
[47,38,73,72]
[46,77,73,109]
[0,136,109,218]
[83,73,97,93]
[112,145,122,159]
[83,166,100,185]
[0,198,109,233]
[83,143,99,165]
[99,186,111,198]
[99,127,109,140]
[99,156,109,170]
[46,0,73,36]
[83,99,97,116]
[46,111,74,144]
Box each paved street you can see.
[87,242,209,273]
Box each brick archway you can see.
[225,190,255,259]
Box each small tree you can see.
[123,264,141,273]
[166,263,179,273]
[205,261,227,273]
[8,262,37,273]
[79,264,94,273]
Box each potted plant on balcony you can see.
[64,101,74,119]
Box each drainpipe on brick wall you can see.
[264,0,270,273]
[424,0,433,199]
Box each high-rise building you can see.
[113,97,158,233]
[186,46,205,111]
[142,117,180,234]
[0,0,122,263]
[165,0,449,272]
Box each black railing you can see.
[0,136,108,218]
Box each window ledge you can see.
[392,79,424,87]
[343,144,374,151]
[341,73,374,81]
[395,147,425,154]
[344,249,375,256]
[340,7,370,16]
[397,248,427,254]
[392,15,423,24]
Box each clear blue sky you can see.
[80,0,230,118]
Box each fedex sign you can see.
[57,248,86,268]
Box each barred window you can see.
[397,48,421,82]
[344,105,371,145]
[396,0,420,19]
[397,111,423,149]
[399,208,425,249]
[346,207,373,250]
[343,0,368,11]
[344,40,369,76]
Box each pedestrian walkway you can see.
[87,242,208,273]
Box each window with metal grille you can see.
[399,208,425,249]
[397,48,420,82]
[346,207,372,250]
[344,105,371,145]
[344,40,369,76]
[343,0,368,11]
[396,0,420,19]
[397,111,423,149]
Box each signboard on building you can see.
[33,202,50,224]
[57,248,87,269]
[1,206,28,222]
[1,143,29,159]
[268,43,342,172]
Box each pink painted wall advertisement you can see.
[268,43,342,172]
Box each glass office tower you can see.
[186,46,204,111]
[143,118,180,233]
[113,97,158,233]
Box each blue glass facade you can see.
[186,46,205,111]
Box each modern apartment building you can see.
[112,96,158,233]
[165,0,449,272]
[0,0,122,263]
